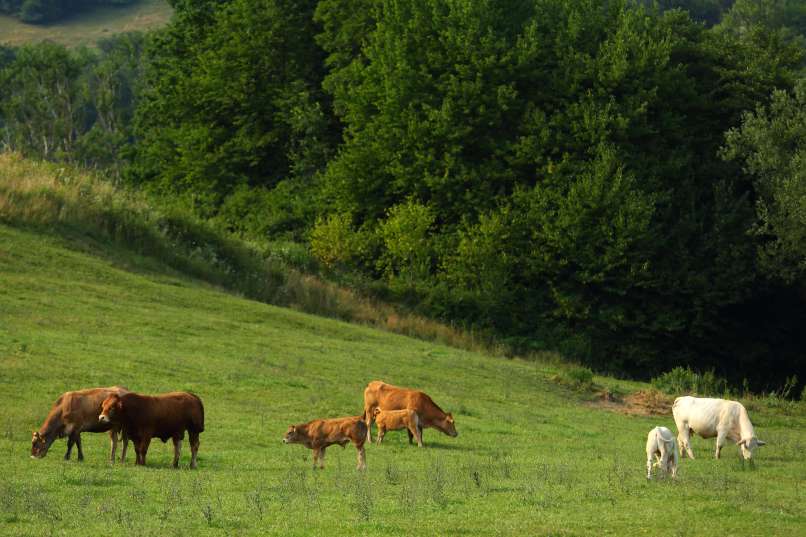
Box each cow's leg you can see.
[64,435,74,460]
[715,431,727,459]
[319,448,326,469]
[413,424,423,448]
[646,454,653,479]
[407,428,413,444]
[364,405,374,443]
[356,445,366,471]
[417,424,424,446]
[137,436,152,466]
[189,432,200,469]
[376,427,385,445]
[120,430,128,463]
[109,430,118,463]
[677,425,694,460]
[75,434,84,462]
[172,436,182,468]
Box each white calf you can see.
[645,426,678,479]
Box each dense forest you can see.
[2,0,805,390]
[0,0,137,23]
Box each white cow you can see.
[672,396,766,460]
[645,426,678,479]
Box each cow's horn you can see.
[757,439,766,446]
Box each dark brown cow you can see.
[283,416,367,470]
[98,391,204,468]
[363,380,457,445]
[31,386,129,462]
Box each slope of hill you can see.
[1,216,805,535]
[0,0,171,48]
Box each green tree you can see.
[723,79,806,284]
[130,0,335,231]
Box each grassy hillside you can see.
[0,0,171,48]
[1,219,805,536]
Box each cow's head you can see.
[440,413,458,437]
[30,431,52,459]
[283,425,303,444]
[738,437,766,460]
[98,394,122,424]
[372,408,382,418]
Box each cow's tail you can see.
[356,419,368,439]
[190,394,205,433]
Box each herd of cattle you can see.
[30,380,764,477]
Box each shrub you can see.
[651,366,731,397]
[310,213,356,269]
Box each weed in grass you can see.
[384,462,401,485]
[471,469,482,489]
[200,502,214,526]
[398,475,419,514]
[246,487,266,520]
[352,475,374,522]
[426,457,449,508]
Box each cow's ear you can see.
[116,399,123,410]
[291,425,296,432]
[737,439,746,447]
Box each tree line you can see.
[1,0,805,390]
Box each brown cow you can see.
[363,380,457,445]
[283,416,367,470]
[31,386,129,462]
[373,408,422,447]
[98,391,204,468]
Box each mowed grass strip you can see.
[0,223,804,536]
[0,0,172,48]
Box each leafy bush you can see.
[552,365,596,392]
[310,213,357,270]
[651,367,731,397]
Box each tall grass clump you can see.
[651,366,731,397]
[0,152,495,355]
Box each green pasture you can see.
[0,0,171,48]
[0,223,804,536]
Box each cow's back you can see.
[124,392,204,439]
[62,386,127,432]
[673,396,736,438]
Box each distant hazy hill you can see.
[0,0,171,48]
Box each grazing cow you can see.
[645,426,678,479]
[31,386,129,462]
[283,416,367,470]
[98,391,204,468]
[672,396,766,461]
[362,380,457,445]
[373,408,422,447]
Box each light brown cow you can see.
[99,391,204,468]
[363,380,458,445]
[31,386,129,462]
[373,408,422,447]
[283,416,367,470]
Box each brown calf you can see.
[363,381,458,445]
[373,408,422,447]
[283,416,367,470]
[31,386,128,462]
[99,391,204,468]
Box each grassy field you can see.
[0,0,171,48]
[0,221,805,536]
